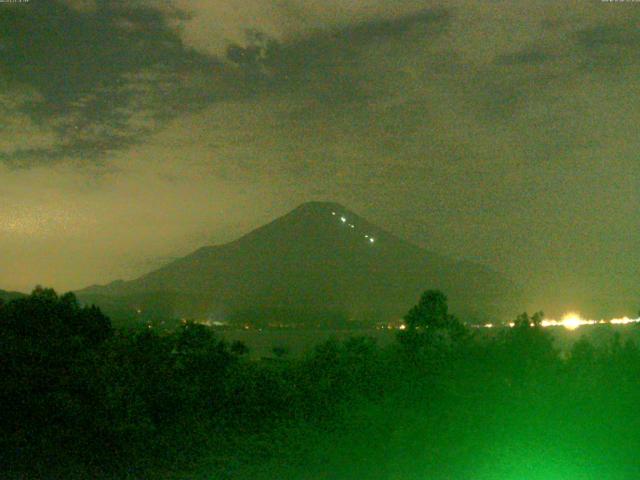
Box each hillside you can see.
[0,289,26,303]
[78,202,522,325]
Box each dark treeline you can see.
[2,288,640,479]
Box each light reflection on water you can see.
[220,320,640,359]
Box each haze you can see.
[1,0,638,318]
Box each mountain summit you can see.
[78,202,521,325]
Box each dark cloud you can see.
[324,8,449,44]
[1,2,449,165]
[575,22,640,70]
[576,23,640,49]
[0,1,221,164]
[224,9,449,96]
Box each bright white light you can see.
[560,312,585,330]
[492,313,640,330]
[331,212,336,215]
[611,316,640,325]
[364,234,369,238]
[340,216,347,223]
[369,237,375,243]
[349,224,355,229]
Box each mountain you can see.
[0,289,26,303]
[77,202,522,326]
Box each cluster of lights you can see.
[478,312,640,331]
[332,211,375,243]
[540,313,640,331]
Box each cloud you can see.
[4,0,640,166]
[0,1,453,165]
[0,148,293,291]
[575,21,640,71]
[0,1,220,165]
[169,0,440,55]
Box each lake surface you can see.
[220,328,396,358]
[218,323,640,359]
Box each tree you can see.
[0,287,113,473]
[404,290,452,330]
[513,311,544,329]
[398,290,466,351]
[0,286,112,345]
[272,345,290,358]
[231,340,249,356]
[503,311,556,376]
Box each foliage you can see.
[398,289,467,354]
[3,288,640,479]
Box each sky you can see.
[1,0,639,317]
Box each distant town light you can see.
[476,314,640,330]
[560,312,584,330]
[369,237,375,243]
[349,224,355,229]
[610,316,640,325]
[340,216,347,223]
[331,211,336,215]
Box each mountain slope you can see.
[0,289,26,303]
[78,202,522,325]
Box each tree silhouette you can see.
[513,311,544,329]
[0,286,111,344]
[398,290,465,351]
[231,340,249,356]
[272,345,290,358]
[404,290,452,330]
[503,311,556,377]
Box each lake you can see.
[218,323,640,359]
